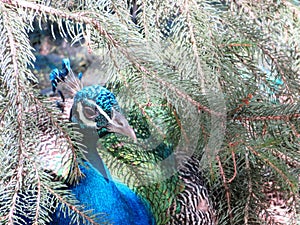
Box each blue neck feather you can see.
[50,88,155,224]
[50,161,155,225]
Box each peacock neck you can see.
[79,128,110,181]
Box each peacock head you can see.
[70,85,136,141]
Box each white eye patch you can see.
[77,101,97,128]
[86,99,116,126]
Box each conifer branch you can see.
[33,163,41,225]
[282,0,300,19]
[231,0,256,19]
[1,0,120,48]
[244,151,252,225]
[257,43,293,96]
[181,0,205,90]
[2,8,27,224]
[235,113,300,122]
[247,145,296,191]
[143,70,224,117]
[217,155,233,224]
[2,0,225,117]
[44,186,101,225]
[270,149,300,168]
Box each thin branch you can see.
[146,73,224,117]
[219,43,253,48]
[257,43,293,97]
[288,121,300,138]
[170,102,189,144]
[1,0,120,48]
[282,0,300,21]
[2,9,26,225]
[235,113,300,122]
[182,0,205,91]
[247,145,296,191]
[44,186,101,225]
[142,1,149,37]
[216,155,233,224]
[270,149,300,168]
[230,93,253,117]
[244,151,252,225]
[32,97,82,183]
[227,150,237,183]
[231,0,256,19]
[33,163,41,225]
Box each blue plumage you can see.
[71,85,121,137]
[77,72,83,81]
[73,85,119,114]
[49,69,154,224]
[50,162,154,225]
[49,59,71,92]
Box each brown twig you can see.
[219,43,253,48]
[44,185,101,225]
[171,105,189,144]
[227,150,237,183]
[231,93,253,116]
[217,155,233,223]
[244,151,252,225]
[235,113,300,122]
[247,145,296,191]
[32,163,41,225]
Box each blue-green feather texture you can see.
[50,161,155,225]
[71,85,121,136]
[95,93,216,224]
[49,84,156,225]
[46,65,215,224]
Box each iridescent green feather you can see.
[97,102,183,224]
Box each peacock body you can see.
[45,59,216,225]
[99,134,216,225]
[95,103,217,225]
[48,84,155,224]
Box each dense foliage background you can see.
[0,0,299,224]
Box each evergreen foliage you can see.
[0,0,299,224]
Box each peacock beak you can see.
[120,126,137,143]
[88,99,137,142]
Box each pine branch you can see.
[0,0,299,224]
[235,113,300,122]
[44,186,102,225]
[180,0,206,90]
[244,151,252,225]
[0,5,34,224]
[216,155,233,223]
[1,0,119,45]
[32,163,41,225]
[247,145,297,191]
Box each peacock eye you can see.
[83,106,98,119]
[116,120,124,126]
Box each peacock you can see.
[45,59,216,225]
[46,60,155,225]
